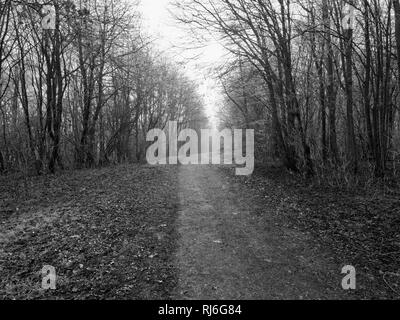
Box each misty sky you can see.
[138,0,227,127]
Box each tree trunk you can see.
[343,1,358,174]
[363,0,374,159]
[323,0,339,163]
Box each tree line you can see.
[0,0,207,175]
[176,0,400,178]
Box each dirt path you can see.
[174,165,350,300]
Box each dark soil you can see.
[219,164,400,299]
[174,165,352,300]
[0,164,179,299]
[1,163,399,300]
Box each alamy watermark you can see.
[41,265,56,290]
[17,2,355,32]
[41,4,56,30]
[341,265,356,290]
[146,121,254,176]
[342,3,356,30]
[13,2,56,30]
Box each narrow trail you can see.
[174,165,349,300]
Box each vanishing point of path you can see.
[174,165,350,300]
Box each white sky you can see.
[138,0,228,127]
